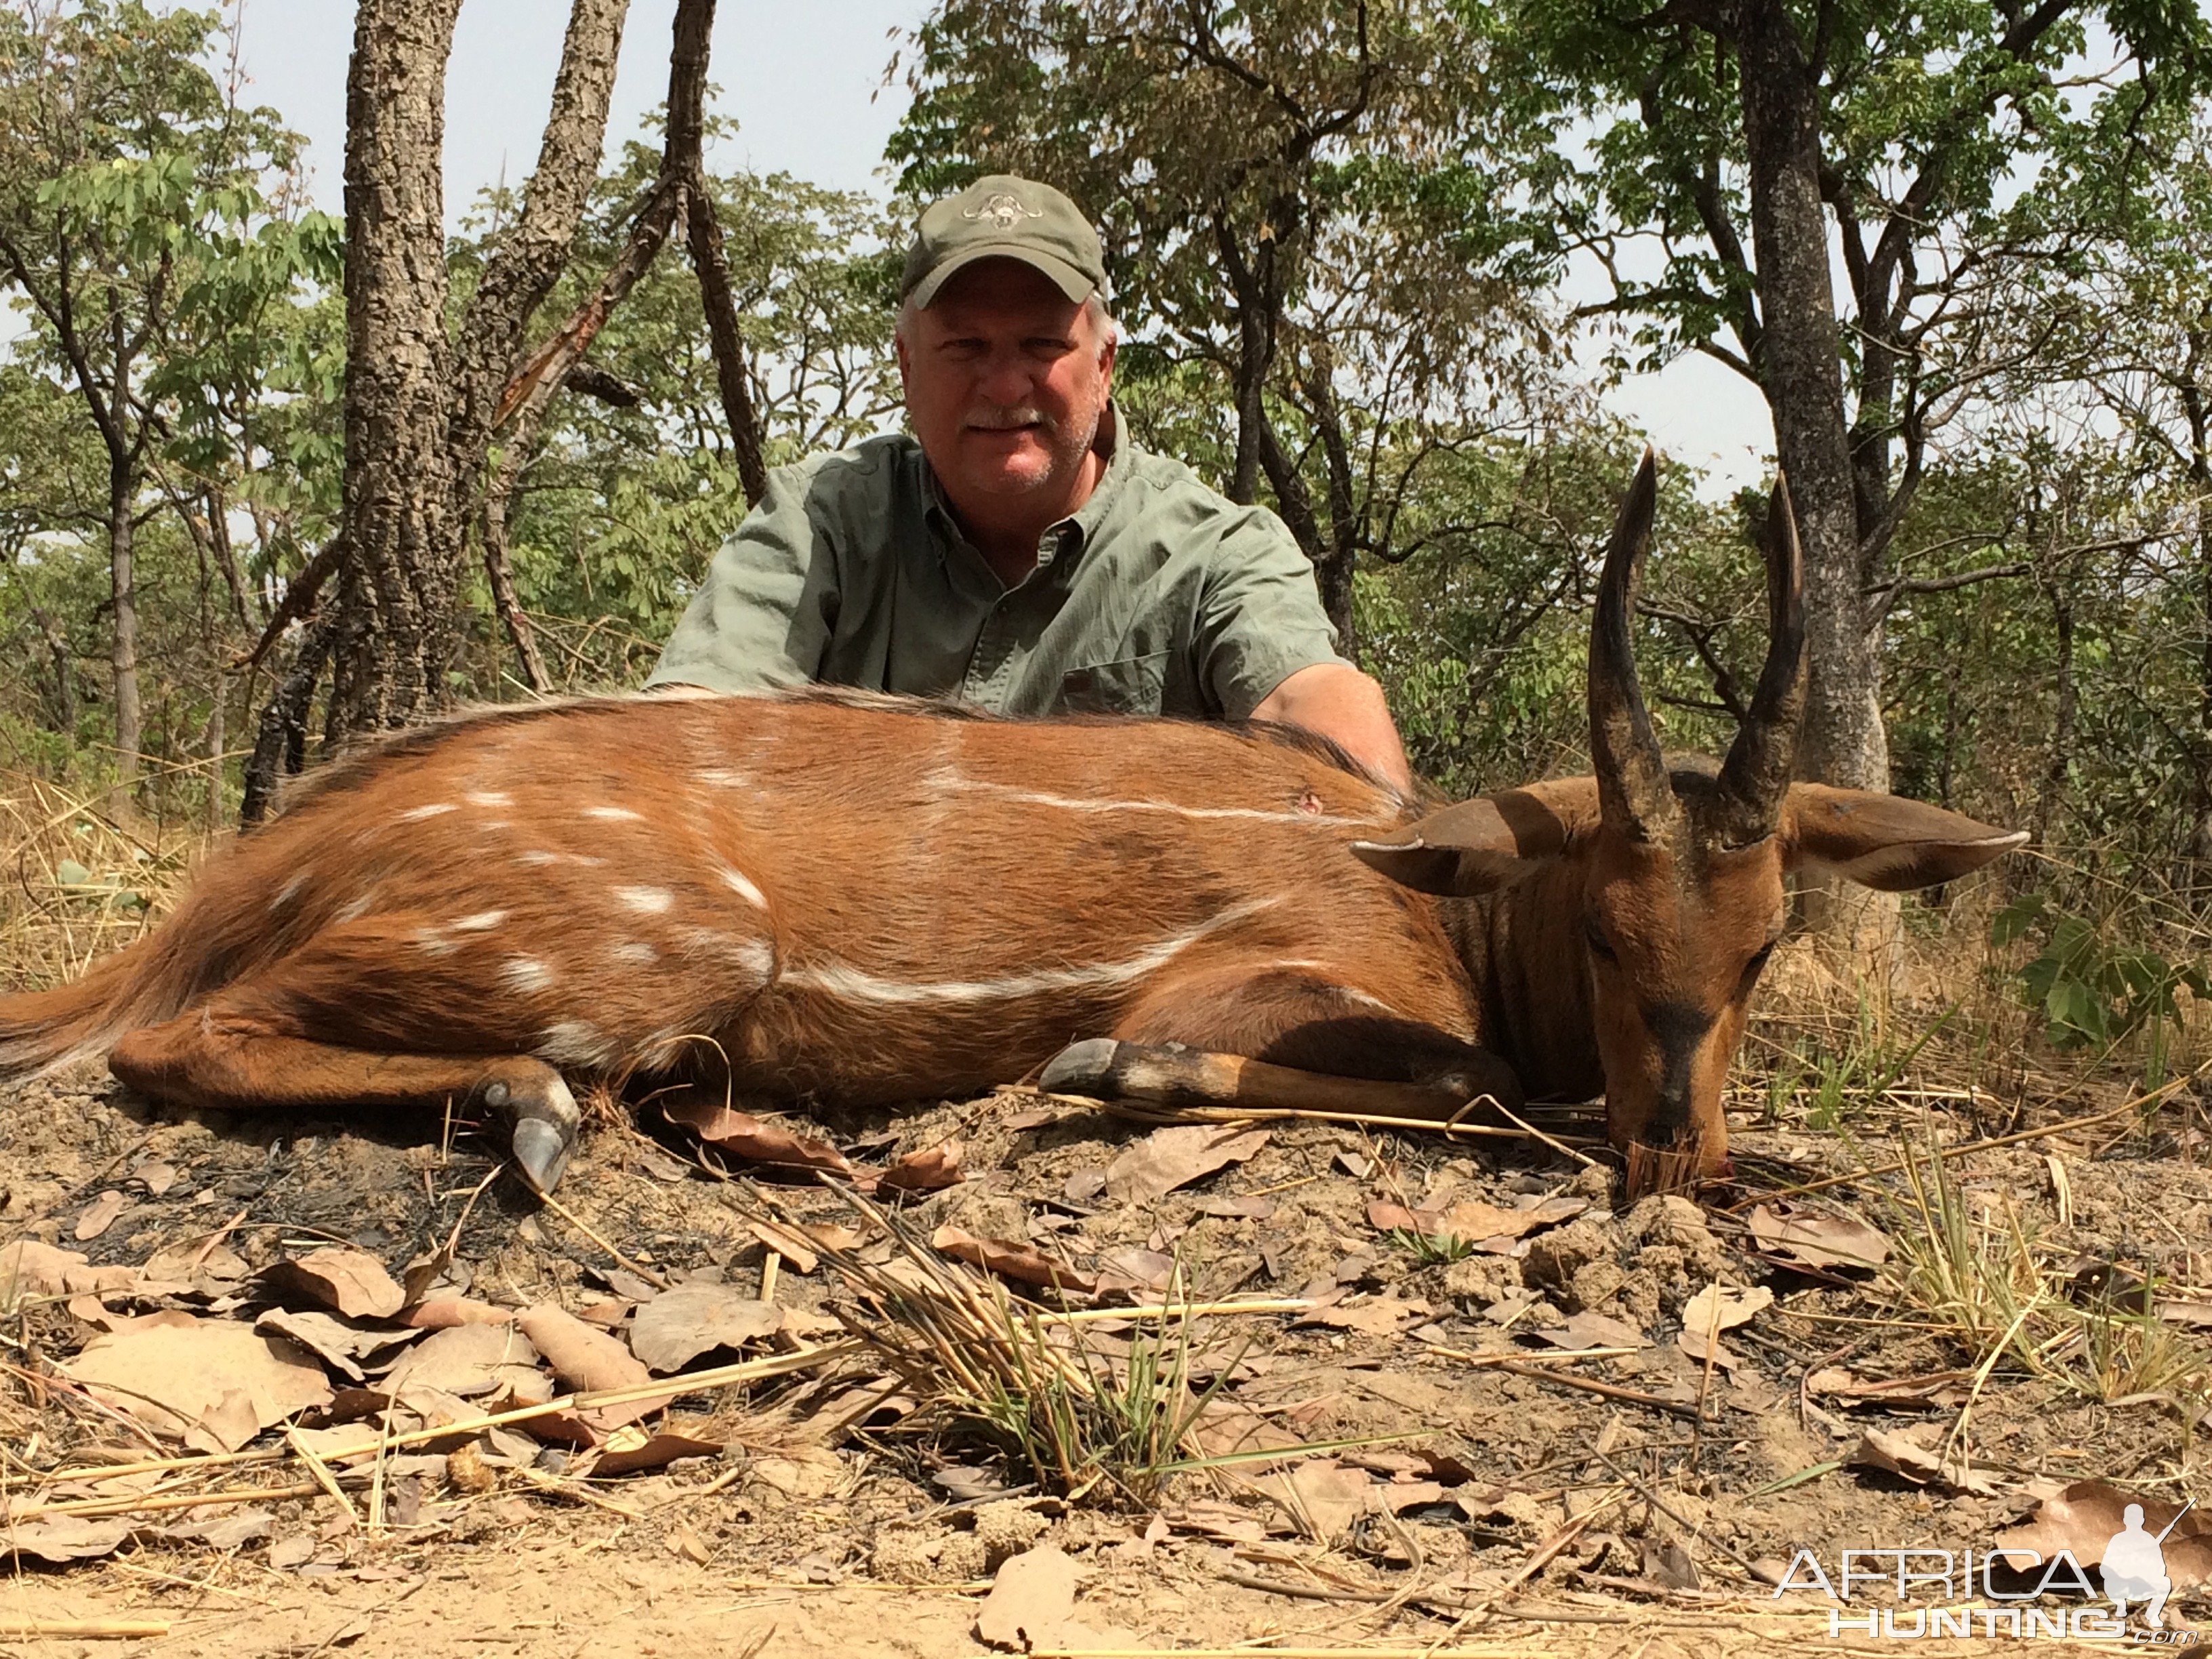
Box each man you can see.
[647,173,1413,792]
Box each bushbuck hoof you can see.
[1038,1038,1122,1098]
[479,1060,581,1193]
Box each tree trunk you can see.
[327,0,466,739]
[1734,0,1896,958]
[106,462,142,818]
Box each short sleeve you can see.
[1191,505,1351,720]
[643,463,838,694]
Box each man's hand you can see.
[1251,662,1414,794]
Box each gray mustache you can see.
[964,405,1048,431]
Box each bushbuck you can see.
[0,458,2022,1193]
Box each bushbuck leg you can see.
[1041,965,1522,1124]
[110,1015,581,1190]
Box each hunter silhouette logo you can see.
[966,190,1042,232]
[2105,1499,2193,1630]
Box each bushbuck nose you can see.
[1643,999,1714,1147]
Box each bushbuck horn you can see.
[1713,472,1808,846]
[1590,449,1673,839]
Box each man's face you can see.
[896,259,1115,508]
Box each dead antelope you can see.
[0,457,2022,1194]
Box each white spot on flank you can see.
[718,866,768,907]
[398,802,458,821]
[935,774,1383,827]
[535,1020,616,1069]
[515,849,605,869]
[412,927,456,957]
[515,849,556,867]
[451,909,506,932]
[501,957,554,994]
[615,886,674,915]
[334,895,375,923]
[583,805,642,822]
[466,791,513,808]
[782,898,1278,1006]
[611,941,658,966]
[694,769,749,790]
[270,872,308,912]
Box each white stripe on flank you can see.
[615,886,674,914]
[611,941,657,966]
[583,805,641,822]
[933,773,1380,827]
[270,872,308,912]
[398,802,458,821]
[466,790,513,808]
[451,910,507,932]
[718,866,768,907]
[694,769,749,789]
[780,899,1277,1006]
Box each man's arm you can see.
[1252,661,1414,794]
[644,462,838,694]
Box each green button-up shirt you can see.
[644,415,1347,720]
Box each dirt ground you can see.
[1,1036,2207,1658]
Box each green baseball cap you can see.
[900,173,1105,309]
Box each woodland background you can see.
[2,0,2211,1069]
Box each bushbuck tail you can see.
[0,457,2023,1193]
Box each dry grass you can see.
[0,771,199,994]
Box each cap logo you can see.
[964,191,1042,232]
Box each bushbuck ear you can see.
[1350,787,1578,897]
[1785,784,2029,891]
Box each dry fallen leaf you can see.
[64,1310,333,1450]
[516,1303,671,1435]
[976,1542,1080,1652]
[1368,1194,1586,1248]
[1992,1480,2212,1584]
[1254,1459,1380,1543]
[258,1247,405,1320]
[1804,1366,1970,1409]
[1679,1282,1773,1336]
[931,1225,1099,1295]
[254,1309,419,1382]
[879,1139,965,1193]
[662,1098,857,1178]
[1094,1247,1176,1299]
[1298,1295,1431,1336]
[1,1238,138,1304]
[1847,1425,2005,1497]
[1104,1125,1269,1206]
[134,1160,179,1198]
[402,1296,515,1330]
[1536,1310,1650,1351]
[590,1422,726,1477]
[628,1284,783,1372]
[2,1516,135,1563]
[1747,1202,1889,1271]
[378,1319,544,1397]
[74,1189,127,1242]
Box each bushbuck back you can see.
[0,458,2024,1193]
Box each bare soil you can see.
[1,1044,2207,1658]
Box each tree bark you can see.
[105,458,141,817]
[448,0,630,508]
[327,0,466,738]
[1732,0,1895,957]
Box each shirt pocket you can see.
[1057,650,1170,716]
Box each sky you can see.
[224,1,1778,492]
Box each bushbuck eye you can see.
[1584,920,1617,962]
